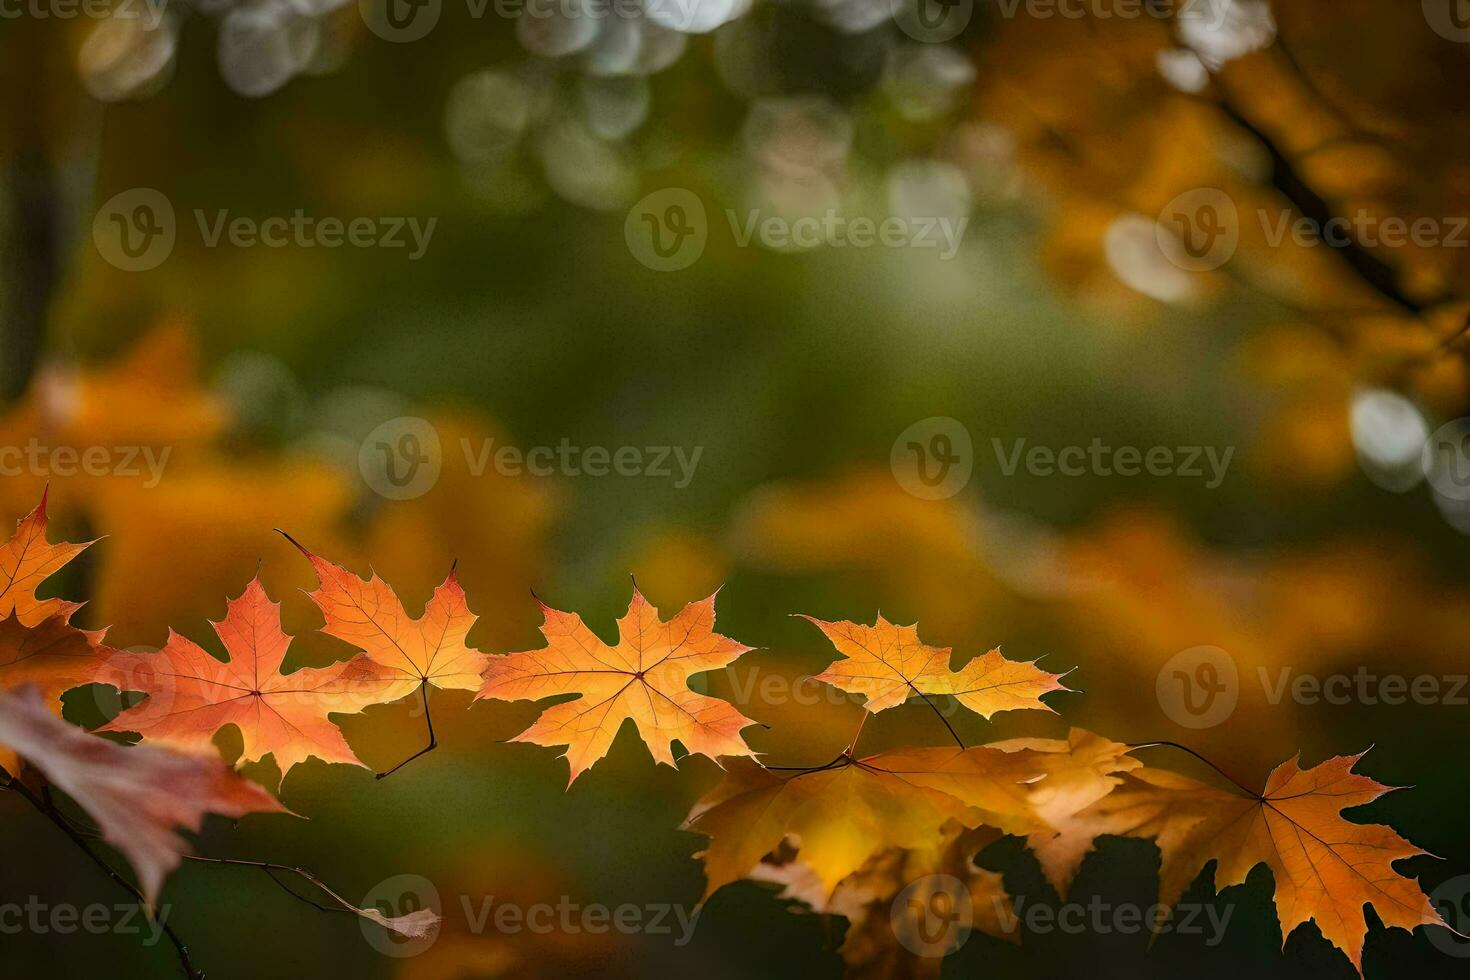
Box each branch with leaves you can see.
[0,489,1458,978]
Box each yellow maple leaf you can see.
[800,613,1071,717]
[477,589,757,786]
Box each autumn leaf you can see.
[687,744,1071,903]
[286,536,488,704]
[753,823,1017,979]
[477,588,757,786]
[0,491,117,776]
[0,614,113,710]
[0,489,92,626]
[99,576,390,788]
[1036,755,1449,974]
[0,685,287,906]
[688,730,1137,905]
[687,757,975,904]
[800,614,1071,717]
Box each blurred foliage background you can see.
[3,0,1470,977]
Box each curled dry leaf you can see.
[100,576,389,788]
[0,685,287,906]
[800,614,1071,717]
[359,906,443,939]
[478,588,757,786]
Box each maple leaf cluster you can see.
[0,490,1454,977]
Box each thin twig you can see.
[181,855,365,918]
[4,776,202,979]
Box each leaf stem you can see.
[1125,740,1260,798]
[843,711,870,757]
[376,681,437,780]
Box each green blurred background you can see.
[3,2,1470,977]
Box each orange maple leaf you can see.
[99,576,388,788]
[1034,753,1451,974]
[0,490,92,626]
[287,536,488,703]
[800,614,1071,717]
[477,588,757,786]
[0,685,287,906]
